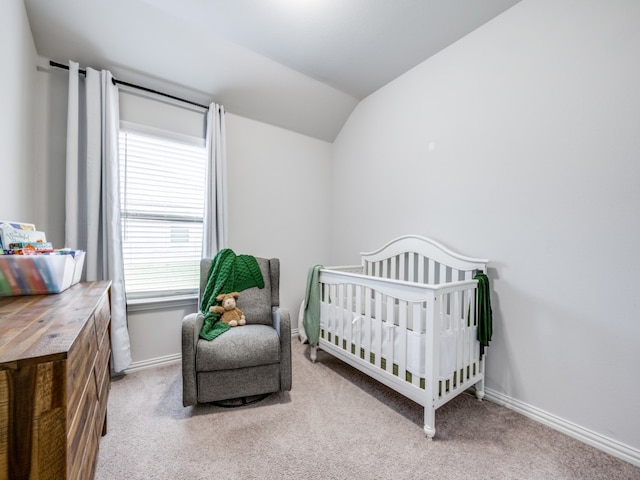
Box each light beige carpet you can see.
[95,340,639,480]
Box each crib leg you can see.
[423,407,436,440]
[475,378,485,401]
[310,346,318,363]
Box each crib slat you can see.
[386,296,395,374]
[346,283,353,348]
[364,286,372,363]
[418,255,425,284]
[425,291,439,405]
[337,283,345,346]
[399,253,406,281]
[439,263,447,285]
[408,252,415,283]
[319,281,326,341]
[469,283,478,365]
[398,300,408,381]
[470,283,477,327]
[460,289,468,374]
[325,281,330,342]
[329,284,337,340]
[451,268,460,282]
[374,291,382,369]
[355,285,363,355]
[466,285,474,371]
[411,302,421,388]
[463,271,472,327]
[436,292,446,392]
[460,276,470,379]
[428,258,435,284]
[452,290,463,389]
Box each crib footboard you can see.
[317,268,485,439]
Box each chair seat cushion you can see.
[196,324,280,372]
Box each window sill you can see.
[126,294,198,312]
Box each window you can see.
[119,127,206,299]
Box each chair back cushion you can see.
[200,256,273,326]
[237,257,273,325]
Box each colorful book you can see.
[0,228,47,252]
[0,221,36,231]
[8,242,54,250]
[7,242,55,255]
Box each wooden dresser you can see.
[0,281,112,480]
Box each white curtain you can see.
[202,102,228,258]
[65,61,131,373]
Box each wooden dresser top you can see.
[0,281,111,365]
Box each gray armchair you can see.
[182,257,292,406]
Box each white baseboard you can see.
[485,387,640,468]
[125,353,182,374]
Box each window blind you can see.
[119,129,206,299]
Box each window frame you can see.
[118,121,207,303]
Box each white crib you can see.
[310,235,489,439]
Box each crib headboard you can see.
[360,235,488,284]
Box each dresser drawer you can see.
[93,293,111,344]
[94,357,110,437]
[94,333,111,398]
[66,318,99,428]
[67,369,98,480]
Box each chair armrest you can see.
[273,306,292,391]
[272,306,290,338]
[182,312,204,406]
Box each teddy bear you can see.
[210,292,246,327]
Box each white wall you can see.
[225,113,333,319]
[119,89,207,139]
[33,63,67,247]
[0,1,37,223]
[332,0,640,458]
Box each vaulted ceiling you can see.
[24,0,521,141]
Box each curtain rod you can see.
[49,60,209,110]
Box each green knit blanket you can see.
[199,249,265,341]
[473,271,493,355]
[303,265,323,347]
